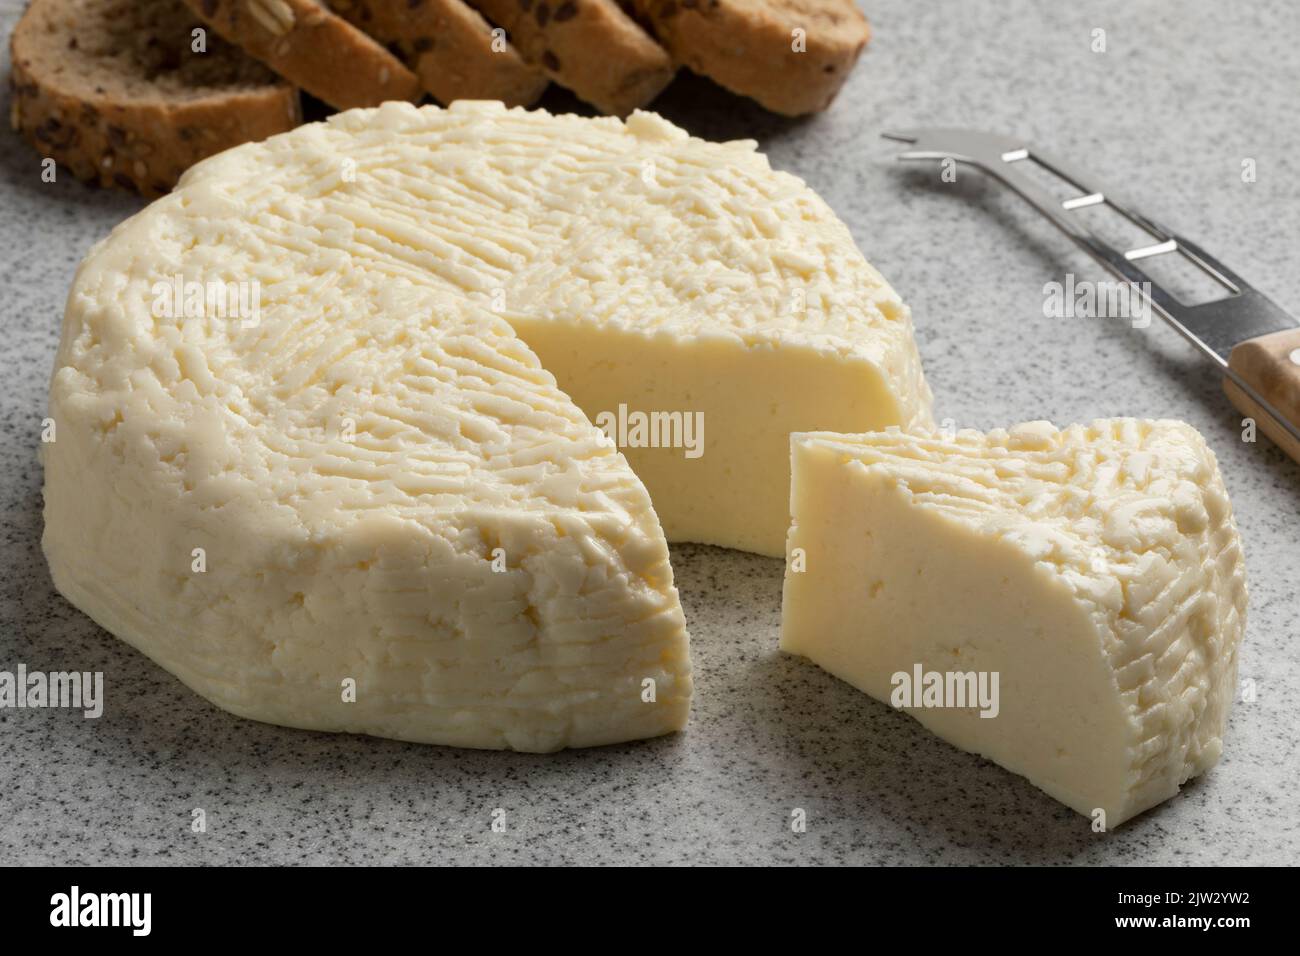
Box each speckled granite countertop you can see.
[2,0,1297,866]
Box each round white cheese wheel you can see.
[43,101,931,749]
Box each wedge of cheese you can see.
[781,419,1247,824]
[43,101,930,749]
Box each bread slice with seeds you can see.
[182,0,421,109]
[470,0,673,116]
[329,0,547,107]
[9,0,301,197]
[628,0,870,116]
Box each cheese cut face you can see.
[781,419,1247,824]
[43,101,929,750]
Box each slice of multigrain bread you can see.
[182,0,421,109]
[470,0,673,116]
[10,0,301,196]
[330,0,547,107]
[628,0,870,116]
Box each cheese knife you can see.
[883,127,1300,463]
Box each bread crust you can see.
[330,0,547,107]
[183,0,422,109]
[10,0,302,196]
[630,0,870,115]
[471,0,674,116]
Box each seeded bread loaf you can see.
[330,0,547,107]
[182,0,421,109]
[629,0,870,116]
[471,0,673,116]
[9,0,301,196]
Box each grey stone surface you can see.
[1,0,1296,865]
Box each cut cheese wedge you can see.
[43,101,930,750]
[781,419,1247,824]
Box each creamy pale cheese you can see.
[43,101,930,750]
[781,419,1247,824]
[183,102,929,559]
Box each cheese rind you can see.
[781,419,1247,824]
[46,251,690,749]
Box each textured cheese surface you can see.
[44,101,928,750]
[781,419,1247,824]
[174,100,928,557]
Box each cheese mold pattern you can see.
[781,419,1247,824]
[42,101,931,750]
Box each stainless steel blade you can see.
[882,128,1298,367]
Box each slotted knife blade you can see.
[883,127,1300,462]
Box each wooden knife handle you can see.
[1223,327,1300,463]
